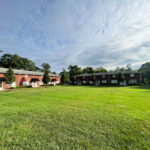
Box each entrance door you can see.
[32,82,38,87]
[32,82,35,87]
[0,82,3,90]
[35,82,38,87]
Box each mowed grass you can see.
[0,86,150,150]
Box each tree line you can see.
[0,53,150,85]
[0,53,56,74]
[61,63,150,85]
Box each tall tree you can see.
[60,69,70,84]
[139,62,150,84]
[117,72,125,85]
[83,67,94,74]
[41,63,51,73]
[139,62,150,72]
[5,67,15,85]
[114,67,125,72]
[94,67,108,73]
[42,70,50,85]
[126,64,132,71]
[91,73,96,84]
[68,65,82,83]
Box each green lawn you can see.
[0,86,150,150]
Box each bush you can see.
[11,86,32,89]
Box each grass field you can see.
[0,86,150,150]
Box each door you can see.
[0,82,3,90]
[32,82,35,87]
[32,82,38,87]
[35,82,38,87]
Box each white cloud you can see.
[0,0,150,72]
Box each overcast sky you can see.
[0,0,150,72]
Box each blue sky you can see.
[0,0,150,72]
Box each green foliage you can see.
[83,67,94,73]
[0,54,38,71]
[5,67,15,84]
[51,71,56,75]
[141,70,150,85]
[126,64,132,71]
[41,63,51,73]
[94,67,108,73]
[117,72,125,84]
[0,86,150,149]
[68,65,82,82]
[115,67,125,72]
[11,85,32,89]
[61,69,70,84]
[139,62,150,72]
[91,73,96,83]
[42,70,50,85]
[139,62,150,85]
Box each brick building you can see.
[0,67,61,90]
[76,72,141,86]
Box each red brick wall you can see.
[15,74,42,86]
[76,73,141,85]
[0,73,61,89]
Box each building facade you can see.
[0,68,61,90]
[76,72,141,86]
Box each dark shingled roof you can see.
[76,71,141,77]
[0,67,59,77]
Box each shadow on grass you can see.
[130,85,150,90]
[61,84,150,91]
[62,85,128,88]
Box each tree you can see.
[139,62,150,72]
[139,62,150,85]
[68,65,82,83]
[141,70,150,85]
[117,72,125,85]
[83,67,94,74]
[91,73,96,84]
[94,67,108,73]
[42,70,50,85]
[41,63,51,73]
[51,71,56,75]
[114,67,125,72]
[61,69,70,84]
[5,67,15,85]
[126,64,132,71]
[0,54,38,71]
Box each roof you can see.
[0,67,59,77]
[76,71,141,77]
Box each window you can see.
[102,80,107,83]
[102,75,106,78]
[23,81,29,86]
[129,79,137,84]
[25,75,28,79]
[111,80,118,84]
[11,82,16,87]
[112,75,116,78]
[40,82,43,85]
[130,74,134,77]
[82,81,86,84]
[0,81,2,88]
